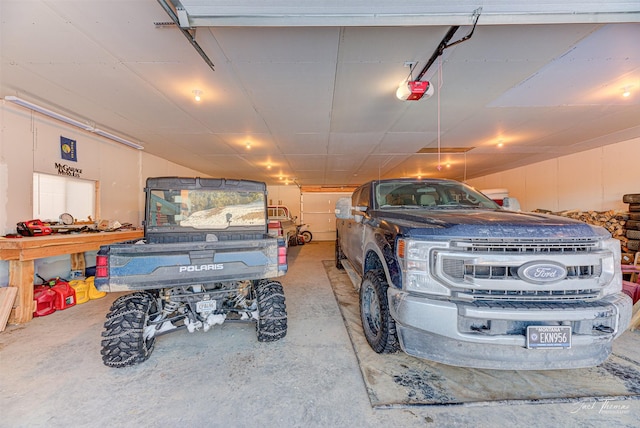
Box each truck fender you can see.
[363,232,401,289]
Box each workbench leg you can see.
[7,260,35,324]
[71,252,86,276]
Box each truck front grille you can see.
[438,238,606,301]
[442,259,601,281]
[458,288,601,301]
[458,238,599,253]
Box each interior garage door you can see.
[301,192,351,242]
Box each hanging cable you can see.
[437,56,442,171]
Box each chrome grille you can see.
[457,288,601,301]
[439,238,604,301]
[442,262,602,280]
[454,238,599,253]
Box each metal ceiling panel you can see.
[1,1,639,186]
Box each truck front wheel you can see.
[100,292,159,367]
[256,280,287,342]
[359,270,399,354]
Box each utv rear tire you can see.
[101,292,158,368]
[256,280,287,342]
[359,270,399,354]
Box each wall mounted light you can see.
[193,89,202,101]
[4,95,143,150]
[5,95,94,131]
[93,129,144,150]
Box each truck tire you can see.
[359,270,399,354]
[256,280,287,342]
[101,292,158,367]
[335,236,345,269]
[623,194,640,204]
[301,231,313,243]
[626,220,640,230]
[627,229,640,240]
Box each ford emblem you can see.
[517,261,567,284]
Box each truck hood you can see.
[371,208,607,239]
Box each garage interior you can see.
[1,1,640,427]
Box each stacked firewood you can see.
[532,208,631,251]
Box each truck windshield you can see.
[375,181,498,209]
[148,189,266,229]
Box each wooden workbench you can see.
[0,230,143,324]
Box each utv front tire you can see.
[256,280,287,342]
[101,292,159,367]
[359,270,399,354]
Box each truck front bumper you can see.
[388,289,632,370]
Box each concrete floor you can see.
[1,241,639,428]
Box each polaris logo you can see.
[518,261,567,284]
[179,264,224,273]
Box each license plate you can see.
[526,326,571,349]
[196,299,217,313]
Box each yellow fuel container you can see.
[86,276,106,300]
[69,279,90,304]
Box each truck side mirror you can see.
[352,206,368,223]
[334,198,353,220]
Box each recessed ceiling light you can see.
[622,87,631,97]
[192,89,202,101]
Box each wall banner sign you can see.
[60,136,77,162]
[54,163,82,178]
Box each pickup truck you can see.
[95,177,288,367]
[335,178,632,370]
[268,205,300,246]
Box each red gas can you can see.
[33,285,56,317]
[50,278,76,310]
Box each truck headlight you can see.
[398,238,450,296]
[600,237,622,296]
